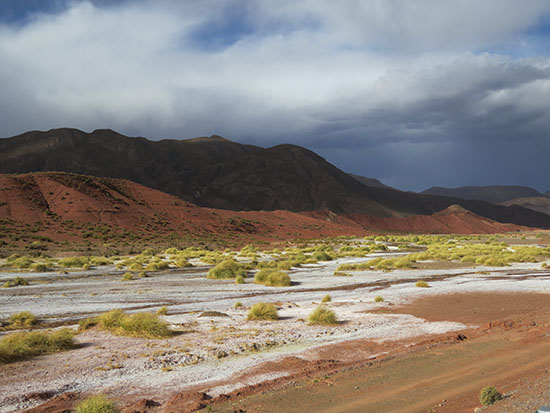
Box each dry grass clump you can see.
[121,272,133,281]
[9,311,38,328]
[235,275,245,284]
[374,295,384,303]
[234,301,243,308]
[74,395,119,413]
[333,271,352,277]
[156,306,168,316]
[83,310,172,338]
[58,256,89,268]
[254,269,291,287]
[321,294,332,303]
[0,328,75,363]
[479,386,502,406]
[247,303,278,321]
[308,305,337,325]
[207,258,247,280]
[415,280,429,288]
[3,277,29,288]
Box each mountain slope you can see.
[0,173,527,252]
[501,197,550,216]
[348,174,392,189]
[2,128,550,229]
[422,185,543,204]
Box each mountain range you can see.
[1,127,550,231]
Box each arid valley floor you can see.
[2,234,550,412]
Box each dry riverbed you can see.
[1,251,550,412]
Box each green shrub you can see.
[321,294,332,303]
[254,269,291,287]
[374,296,384,303]
[235,275,245,284]
[308,305,337,325]
[74,395,119,413]
[247,303,278,321]
[415,280,429,288]
[479,386,502,406]
[156,306,168,316]
[207,258,247,280]
[234,301,243,308]
[3,277,29,288]
[9,311,38,328]
[96,310,171,338]
[0,329,75,363]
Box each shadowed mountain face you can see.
[422,185,543,204]
[2,128,550,228]
[349,174,392,190]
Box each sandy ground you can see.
[1,253,550,412]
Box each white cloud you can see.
[0,0,549,189]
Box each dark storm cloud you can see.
[0,0,549,190]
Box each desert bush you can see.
[247,303,278,321]
[308,305,337,325]
[374,296,384,303]
[415,280,429,288]
[79,317,97,331]
[9,311,38,328]
[333,271,352,277]
[479,386,502,406]
[145,260,169,271]
[321,294,331,303]
[121,272,133,281]
[234,301,243,308]
[235,275,245,284]
[156,306,168,316]
[254,269,291,287]
[3,277,29,288]
[58,256,88,268]
[207,258,247,280]
[138,271,148,278]
[74,395,119,413]
[30,263,48,272]
[0,328,75,363]
[96,310,171,338]
[10,256,34,269]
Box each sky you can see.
[0,0,549,192]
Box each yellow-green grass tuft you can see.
[415,280,429,288]
[479,386,502,406]
[254,269,291,287]
[9,311,38,328]
[74,395,119,413]
[308,305,337,325]
[3,277,29,288]
[374,296,384,303]
[95,310,172,338]
[207,258,247,280]
[247,303,278,321]
[321,294,332,303]
[0,329,75,363]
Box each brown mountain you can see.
[422,185,543,204]
[2,128,550,229]
[348,174,392,189]
[501,197,550,216]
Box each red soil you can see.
[0,173,528,247]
